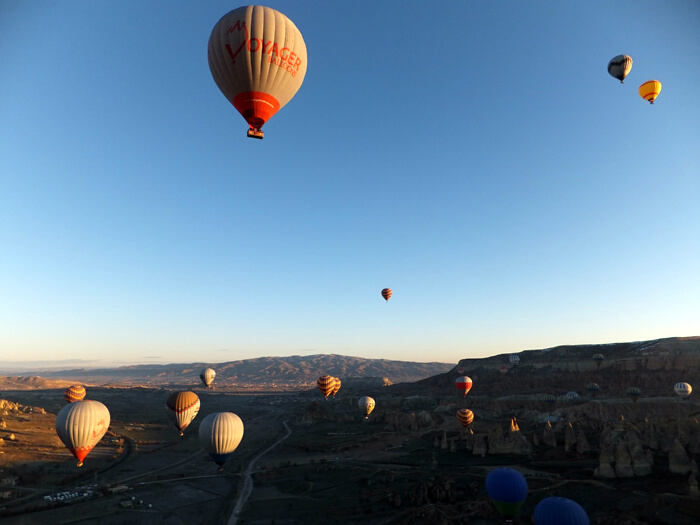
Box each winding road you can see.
[227,419,292,525]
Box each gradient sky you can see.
[1,1,699,369]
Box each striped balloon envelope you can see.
[639,80,662,104]
[674,382,692,399]
[607,54,633,83]
[627,387,641,403]
[64,385,86,403]
[381,288,392,301]
[55,400,110,467]
[165,391,201,436]
[456,408,474,427]
[331,377,341,397]
[455,376,473,396]
[199,412,244,469]
[317,375,335,398]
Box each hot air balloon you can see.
[592,353,605,369]
[607,55,633,83]
[331,377,341,397]
[586,383,600,394]
[639,80,662,104]
[534,496,589,525]
[55,400,110,467]
[674,382,692,399]
[199,412,244,469]
[64,385,86,403]
[208,5,307,139]
[358,396,375,419]
[627,387,641,403]
[457,367,465,375]
[165,391,201,436]
[455,376,473,397]
[500,366,508,375]
[456,408,474,428]
[566,391,579,400]
[317,375,335,399]
[509,355,520,366]
[381,288,392,301]
[543,394,556,404]
[485,468,528,519]
[200,368,216,388]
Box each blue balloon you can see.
[485,468,528,503]
[534,497,589,525]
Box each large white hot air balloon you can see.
[199,412,245,469]
[358,396,376,419]
[55,400,110,467]
[208,5,308,139]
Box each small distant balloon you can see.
[607,54,633,83]
[457,367,465,375]
[64,385,86,403]
[543,394,556,404]
[381,288,392,301]
[455,376,473,397]
[592,353,605,369]
[509,355,520,366]
[639,80,662,104]
[500,366,508,375]
[566,391,578,400]
[485,468,528,519]
[674,382,692,399]
[200,368,216,388]
[534,496,589,525]
[627,387,641,403]
[587,383,600,393]
[358,396,375,419]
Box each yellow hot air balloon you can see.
[639,80,662,104]
[607,55,633,83]
[381,288,392,301]
[55,400,110,467]
[64,385,86,403]
[358,396,375,419]
[331,377,341,397]
[317,375,335,399]
[208,5,307,139]
[456,408,474,427]
[165,391,201,436]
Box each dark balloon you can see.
[485,468,528,518]
[534,497,589,525]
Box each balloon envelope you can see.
[200,368,216,388]
[455,376,473,396]
[566,391,578,400]
[607,54,633,83]
[674,382,692,398]
[381,288,392,301]
[534,496,589,525]
[639,80,662,104]
[331,377,341,397]
[456,408,474,427]
[64,385,86,403]
[199,412,245,467]
[55,400,110,467]
[165,391,201,435]
[509,355,520,365]
[317,375,335,398]
[208,5,307,137]
[485,468,528,517]
[358,396,375,418]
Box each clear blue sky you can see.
[1,1,699,369]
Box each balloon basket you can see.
[247,129,264,139]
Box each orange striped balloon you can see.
[331,377,341,397]
[64,385,86,403]
[165,391,201,436]
[381,288,392,301]
[317,375,335,398]
[456,408,474,427]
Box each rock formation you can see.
[594,449,616,479]
[669,439,692,475]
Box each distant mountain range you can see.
[8,354,454,387]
